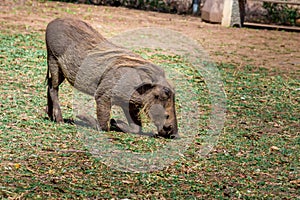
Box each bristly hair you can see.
[137,96,154,124]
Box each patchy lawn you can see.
[0,0,299,199]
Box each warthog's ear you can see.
[136,83,154,95]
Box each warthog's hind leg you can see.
[46,52,65,122]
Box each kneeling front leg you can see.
[95,97,111,132]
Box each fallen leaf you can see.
[270,146,280,151]
[122,180,134,184]
[14,163,21,169]
[48,169,56,174]
[290,179,300,186]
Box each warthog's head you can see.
[137,83,179,139]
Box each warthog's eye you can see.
[159,87,171,100]
[163,87,171,97]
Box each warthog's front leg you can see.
[110,105,141,134]
[95,97,111,131]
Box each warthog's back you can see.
[46,18,105,58]
[46,18,107,88]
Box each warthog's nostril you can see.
[163,125,172,132]
[170,134,180,139]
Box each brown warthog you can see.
[45,18,178,139]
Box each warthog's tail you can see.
[45,63,50,85]
[45,47,52,86]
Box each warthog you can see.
[45,18,178,139]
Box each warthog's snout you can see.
[157,124,179,139]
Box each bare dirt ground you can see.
[0,0,299,75]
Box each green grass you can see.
[0,32,299,199]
